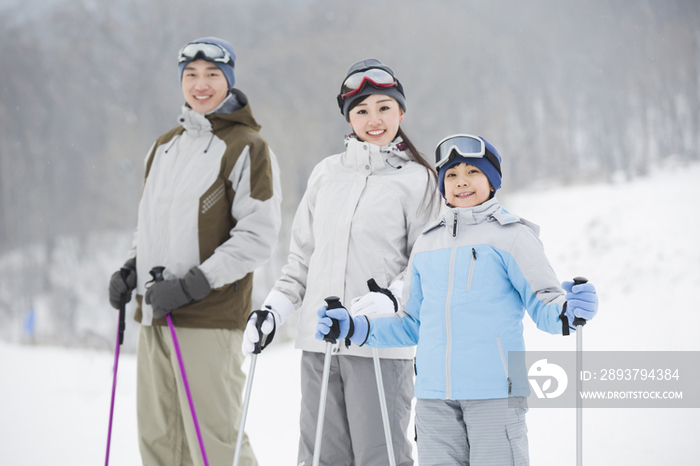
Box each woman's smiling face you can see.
[348,94,404,147]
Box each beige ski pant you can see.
[136,325,257,466]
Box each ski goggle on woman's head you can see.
[178,42,234,66]
[434,134,502,175]
[340,68,399,99]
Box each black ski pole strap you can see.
[559,302,578,336]
[560,302,570,336]
[344,313,355,349]
[367,278,398,313]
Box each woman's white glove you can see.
[241,290,295,357]
[350,279,403,317]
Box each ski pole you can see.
[233,309,273,466]
[572,276,588,466]
[105,266,131,466]
[366,279,397,466]
[372,348,396,466]
[150,267,210,466]
[312,296,342,466]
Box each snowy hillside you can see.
[1,162,698,465]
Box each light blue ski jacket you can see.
[365,198,567,400]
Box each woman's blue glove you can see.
[562,281,599,322]
[315,305,369,346]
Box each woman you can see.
[243,59,438,465]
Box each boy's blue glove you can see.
[562,280,599,322]
[315,305,369,346]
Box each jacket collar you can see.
[445,197,502,225]
[343,136,410,174]
[178,89,261,136]
[423,198,541,236]
[423,197,518,232]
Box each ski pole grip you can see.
[323,296,343,344]
[149,266,165,283]
[118,267,131,345]
[246,309,275,354]
[572,276,588,327]
[367,279,381,293]
[367,278,398,313]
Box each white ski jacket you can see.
[272,136,438,359]
[129,91,282,329]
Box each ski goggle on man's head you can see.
[340,68,399,99]
[434,134,502,175]
[178,42,234,66]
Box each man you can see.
[108,37,281,466]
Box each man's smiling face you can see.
[181,60,229,114]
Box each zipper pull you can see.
[472,248,477,260]
[452,212,457,237]
[497,336,511,395]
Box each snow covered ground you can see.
[1,162,698,465]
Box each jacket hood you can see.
[178,89,261,135]
[344,134,411,163]
[423,198,540,236]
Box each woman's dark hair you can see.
[397,126,439,214]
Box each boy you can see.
[316,134,598,466]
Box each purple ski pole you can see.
[166,313,210,466]
[150,267,210,466]
[105,267,130,466]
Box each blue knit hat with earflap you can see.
[178,37,236,90]
[438,137,503,199]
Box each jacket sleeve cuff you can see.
[183,267,212,301]
[262,289,296,326]
[349,315,370,346]
[123,257,136,270]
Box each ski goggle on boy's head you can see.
[340,68,399,99]
[435,134,502,175]
[178,42,234,66]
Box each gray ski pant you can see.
[297,351,414,466]
[414,397,529,466]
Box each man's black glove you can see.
[145,267,212,319]
[108,258,137,309]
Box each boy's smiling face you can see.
[443,162,493,208]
